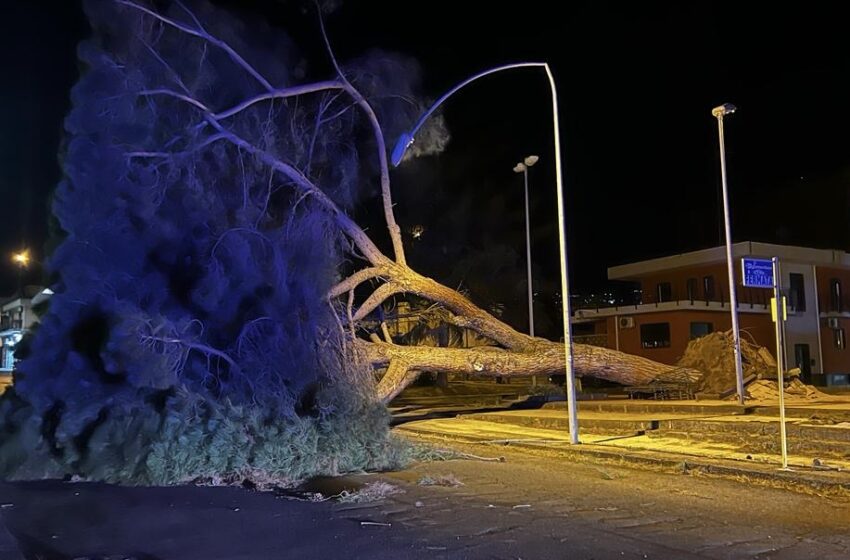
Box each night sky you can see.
[3,1,850,313]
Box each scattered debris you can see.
[512,504,532,509]
[677,331,831,401]
[678,331,773,395]
[336,481,403,504]
[418,474,464,487]
[595,468,618,480]
[360,521,392,527]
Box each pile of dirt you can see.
[675,331,833,401]
[745,378,828,401]
[678,331,777,396]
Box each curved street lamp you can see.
[392,63,579,444]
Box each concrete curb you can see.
[397,426,850,496]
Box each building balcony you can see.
[0,320,22,332]
[573,299,771,320]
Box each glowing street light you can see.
[711,103,745,406]
[12,251,30,268]
[392,63,580,444]
[12,250,31,298]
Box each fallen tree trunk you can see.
[360,339,701,403]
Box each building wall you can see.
[597,310,775,366]
[816,266,850,313]
[816,266,850,374]
[779,263,821,375]
[820,317,850,374]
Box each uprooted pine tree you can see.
[0,0,697,485]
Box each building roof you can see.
[608,242,850,281]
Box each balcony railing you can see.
[0,320,22,331]
[574,285,777,314]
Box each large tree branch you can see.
[214,82,344,120]
[317,12,406,266]
[130,0,405,267]
[327,266,387,299]
[363,339,701,404]
[341,83,406,266]
[352,283,406,322]
[374,358,417,403]
[118,0,275,91]
[347,262,532,351]
[137,88,391,266]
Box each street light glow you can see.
[12,250,30,268]
[711,103,737,118]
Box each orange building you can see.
[573,242,850,386]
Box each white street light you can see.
[392,63,580,444]
[514,154,539,386]
[712,102,745,405]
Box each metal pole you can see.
[523,166,535,339]
[390,62,578,440]
[715,112,745,405]
[522,166,537,388]
[545,63,579,444]
[772,257,789,470]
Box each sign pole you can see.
[772,257,790,470]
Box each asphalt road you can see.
[383,441,850,559]
[2,442,849,559]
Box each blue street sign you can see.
[741,258,773,288]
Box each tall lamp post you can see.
[392,63,579,444]
[12,250,30,298]
[712,103,745,405]
[514,155,539,386]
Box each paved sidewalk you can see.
[395,397,850,496]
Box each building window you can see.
[789,273,806,312]
[689,322,713,340]
[640,322,671,349]
[703,276,715,300]
[835,328,846,350]
[686,278,698,302]
[656,282,672,303]
[830,279,842,312]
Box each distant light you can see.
[12,250,30,267]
